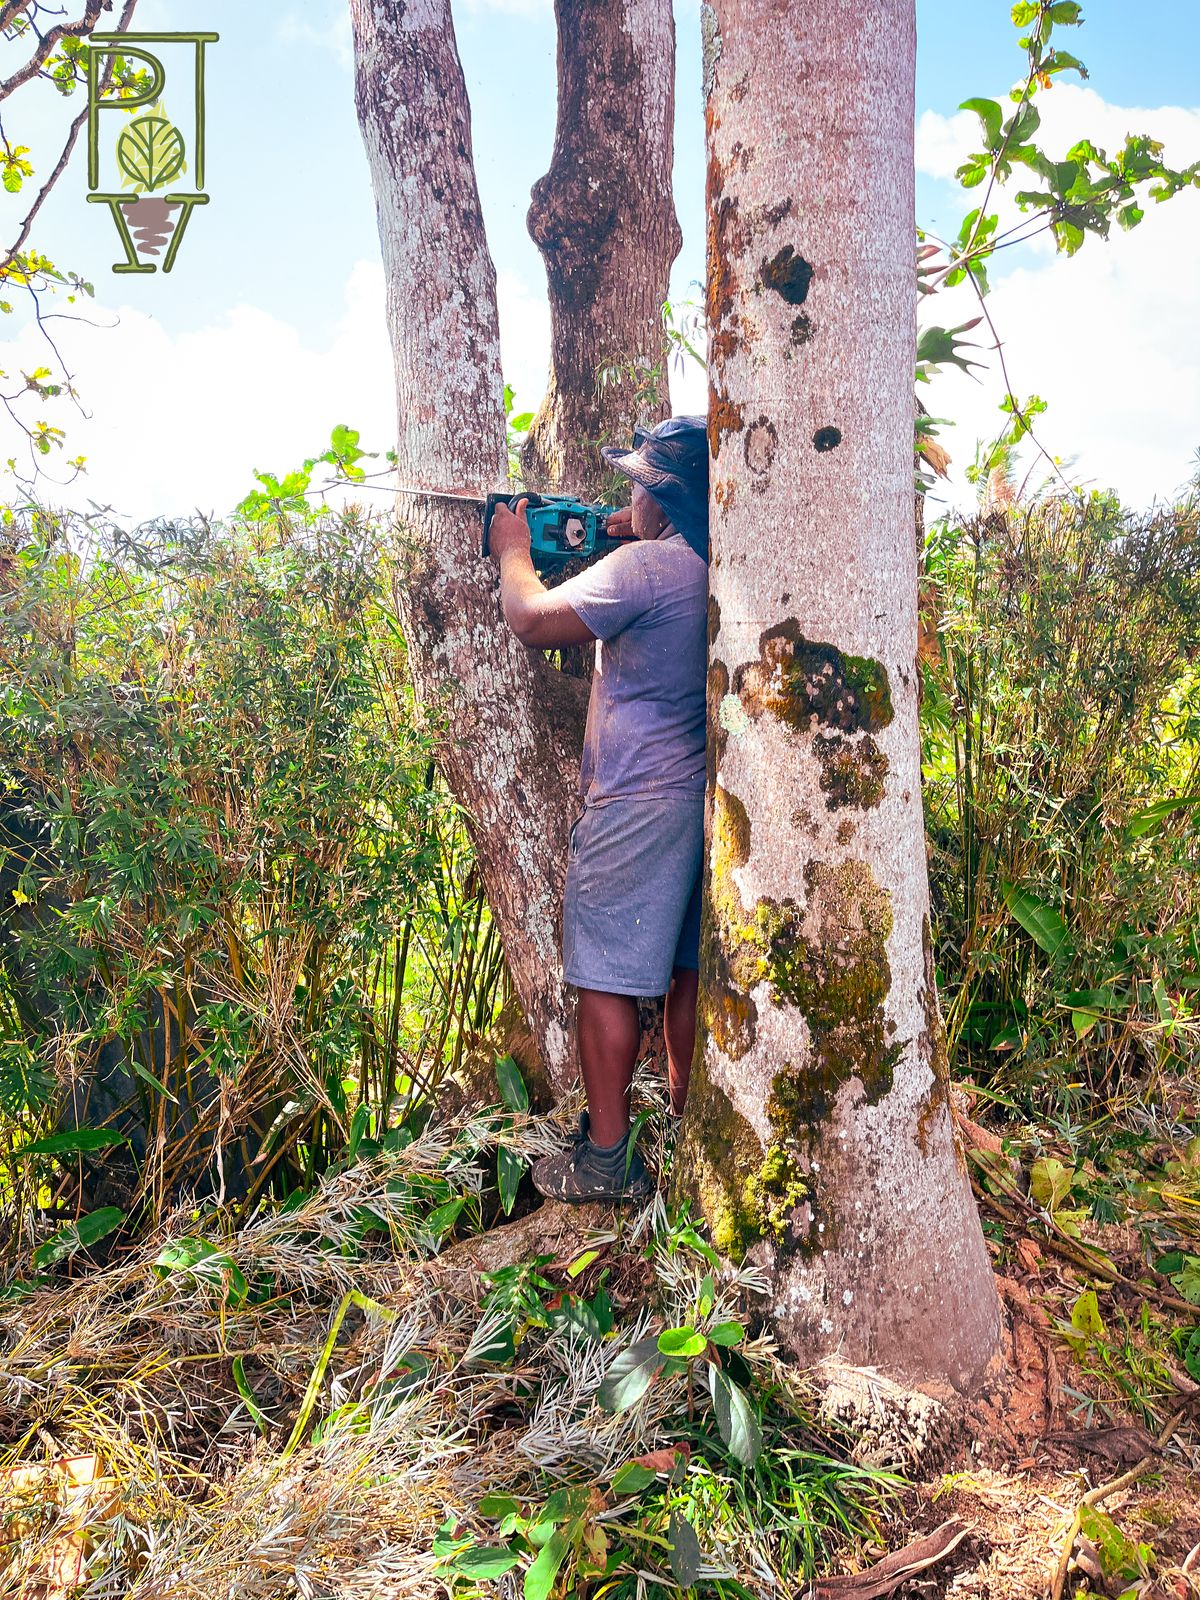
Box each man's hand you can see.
[489,497,532,562]
[606,505,633,539]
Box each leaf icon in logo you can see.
[116,106,187,194]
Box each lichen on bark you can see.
[813,731,889,810]
[734,619,894,737]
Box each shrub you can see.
[921,491,1200,1110]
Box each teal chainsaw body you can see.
[481,493,633,575]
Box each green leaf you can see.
[497,1145,526,1216]
[708,1367,763,1467]
[1031,1156,1075,1213]
[32,1206,124,1269]
[1168,1256,1200,1306]
[1011,0,1039,23]
[154,1236,249,1305]
[232,1355,271,1435]
[14,1127,125,1158]
[425,1195,466,1239]
[1125,795,1200,840]
[668,1511,703,1587]
[708,1320,745,1347]
[960,97,1003,151]
[1003,101,1041,145]
[524,1526,570,1600]
[480,1493,522,1520]
[566,1248,601,1279]
[1002,882,1071,957]
[597,1334,664,1412]
[1078,1504,1139,1582]
[610,1462,657,1495]
[1183,1328,1200,1383]
[452,1544,522,1580]
[657,1324,708,1358]
[495,1054,529,1112]
[916,320,985,377]
[1068,1288,1106,1350]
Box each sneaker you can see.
[531,1112,656,1204]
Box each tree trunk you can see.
[523,0,682,496]
[350,0,589,1092]
[674,0,1003,1393]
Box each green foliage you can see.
[916,2,1198,471]
[0,499,508,1246]
[922,493,1200,1109]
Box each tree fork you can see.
[350,0,587,1091]
[523,0,683,496]
[674,0,1004,1393]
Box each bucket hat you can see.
[601,415,709,562]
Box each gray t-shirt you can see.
[557,532,708,805]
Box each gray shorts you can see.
[562,791,704,998]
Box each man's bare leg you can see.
[664,965,699,1114]
[577,987,641,1147]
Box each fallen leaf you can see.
[810,1519,971,1600]
[632,1443,691,1473]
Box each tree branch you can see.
[0,0,105,103]
[1,0,139,271]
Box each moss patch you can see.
[814,731,889,810]
[671,1049,765,1259]
[733,620,893,736]
[700,784,759,1059]
[758,861,900,1109]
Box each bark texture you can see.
[674,0,1003,1393]
[350,0,588,1091]
[523,0,682,494]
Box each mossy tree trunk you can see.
[522,0,682,496]
[674,0,1003,1393]
[350,0,588,1091]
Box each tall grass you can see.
[921,490,1200,1112]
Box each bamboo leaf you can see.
[1001,882,1071,957]
[495,1054,529,1112]
[32,1206,124,1269]
[524,1526,571,1600]
[15,1127,125,1158]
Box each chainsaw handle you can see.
[481,492,545,557]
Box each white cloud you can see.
[0,261,566,522]
[4,82,1196,524]
[918,84,1200,180]
[917,86,1200,512]
[0,260,397,523]
[276,10,353,70]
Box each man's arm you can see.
[489,498,599,649]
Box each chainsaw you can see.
[395,486,634,576]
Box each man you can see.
[487,416,709,1203]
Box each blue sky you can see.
[1,0,1198,516]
